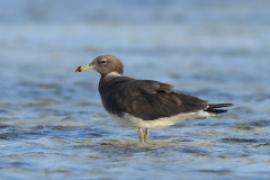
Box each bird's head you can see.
[75,55,124,76]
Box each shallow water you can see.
[1,0,270,179]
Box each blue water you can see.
[0,0,270,179]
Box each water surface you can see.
[0,0,270,179]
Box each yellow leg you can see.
[144,128,149,142]
[137,128,150,143]
[138,128,145,143]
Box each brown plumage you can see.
[75,55,233,143]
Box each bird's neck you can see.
[99,72,123,92]
[101,72,122,81]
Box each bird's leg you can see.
[138,128,144,143]
[138,128,148,143]
[144,128,149,142]
[137,128,150,143]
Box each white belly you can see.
[112,111,212,129]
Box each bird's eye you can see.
[100,60,107,64]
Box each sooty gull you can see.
[75,55,233,143]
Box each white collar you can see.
[104,72,122,80]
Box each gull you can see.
[75,55,232,143]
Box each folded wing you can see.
[100,78,209,120]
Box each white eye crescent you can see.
[101,60,107,64]
[100,58,108,64]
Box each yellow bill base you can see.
[75,64,95,72]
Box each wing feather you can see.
[99,77,208,120]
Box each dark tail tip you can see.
[206,103,233,114]
[208,103,233,108]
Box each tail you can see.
[205,103,233,114]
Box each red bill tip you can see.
[75,66,82,72]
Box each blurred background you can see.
[0,0,270,179]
